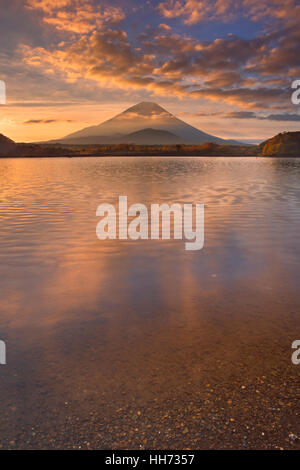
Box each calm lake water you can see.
[0,156,299,449]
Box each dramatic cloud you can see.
[158,0,300,26]
[158,0,238,24]
[1,0,299,141]
[18,23,294,110]
[26,0,125,33]
[14,0,299,111]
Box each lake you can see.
[0,156,299,449]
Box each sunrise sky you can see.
[0,0,300,143]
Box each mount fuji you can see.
[54,102,239,145]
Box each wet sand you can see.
[0,280,299,450]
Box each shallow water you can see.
[0,156,299,449]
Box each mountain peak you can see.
[123,101,168,116]
[58,101,239,145]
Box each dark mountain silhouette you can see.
[0,133,74,157]
[53,101,240,145]
[0,133,16,155]
[259,131,300,156]
[0,134,14,145]
[118,128,183,145]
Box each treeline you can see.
[66,142,258,156]
[259,131,300,156]
[1,132,300,157]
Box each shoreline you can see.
[1,131,300,159]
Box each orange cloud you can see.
[158,0,300,25]
[12,1,297,115]
[19,21,291,111]
[158,0,237,24]
[158,23,172,31]
[26,0,125,33]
